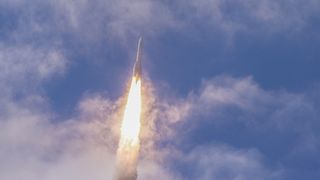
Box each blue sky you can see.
[0,0,320,179]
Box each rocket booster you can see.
[133,37,143,79]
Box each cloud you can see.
[150,75,320,179]
[0,87,177,180]
[0,95,117,180]
[0,59,319,180]
[2,0,319,48]
[0,22,121,179]
[181,0,320,37]
[159,76,317,130]
[0,44,66,83]
[196,76,318,134]
[0,1,178,179]
[0,0,179,46]
[0,0,319,179]
[183,144,282,180]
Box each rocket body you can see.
[116,37,143,180]
[133,37,143,79]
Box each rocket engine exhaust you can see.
[116,38,143,180]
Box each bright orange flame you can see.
[118,76,142,149]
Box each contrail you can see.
[116,38,143,180]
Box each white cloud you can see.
[184,144,282,180]
[0,44,66,95]
[1,0,179,45]
[0,70,318,179]
[158,76,317,130]
[0,93,117,180]
[0,89,181,180]
[0,41,317,179]
[3,0,318,47]
[0,0,319,179]
[147,75,319,179]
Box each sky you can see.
[1,0,320,179]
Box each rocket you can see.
[133,37,143,79]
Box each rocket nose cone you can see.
[138,37,143,44]
[133,37,143,79]
[137,37,143,52]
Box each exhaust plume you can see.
[116,38,143,180]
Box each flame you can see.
[116,76,142,180]
[119,76,142,148]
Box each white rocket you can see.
[133,37,143,79]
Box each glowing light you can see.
[116,38,143,180]
[118,76,142,149]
